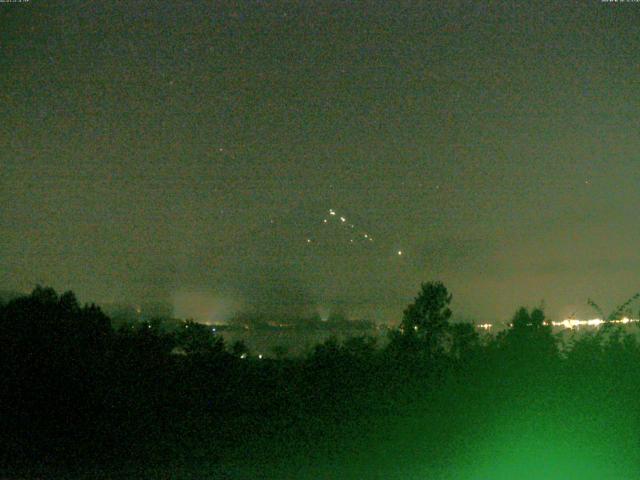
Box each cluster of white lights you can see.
[550,317,639,329]
[474,318,639,330]
[318,209,375,244]
[316,208,408,256]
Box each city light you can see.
[551,317,638,329]
[474,317,639,330]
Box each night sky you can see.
[2,1,640,323]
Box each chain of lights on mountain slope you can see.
[304,209,404,257]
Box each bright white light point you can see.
[364,234,368,238]
[258,354,263,359]
[306,238,312,243]
[350,239,354,243]
[323,219,328,223]
[329,209,336,216]
[397,250,403,256]
[340,216,346,222]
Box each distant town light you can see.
[474,317,639,331]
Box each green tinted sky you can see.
[2,1,640,322]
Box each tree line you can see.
[1,283,639,478]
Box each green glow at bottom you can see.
[443,409,639,480]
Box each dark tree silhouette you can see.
[0,286,114,463]
[271,344,289,360]
[342,335,377,360]
[175,320,225,356]
[496,306,558,368]
[231,339,250,358]
[397,281,453,357]
[448,322,480,361]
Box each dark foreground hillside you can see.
[1,286,640,479]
